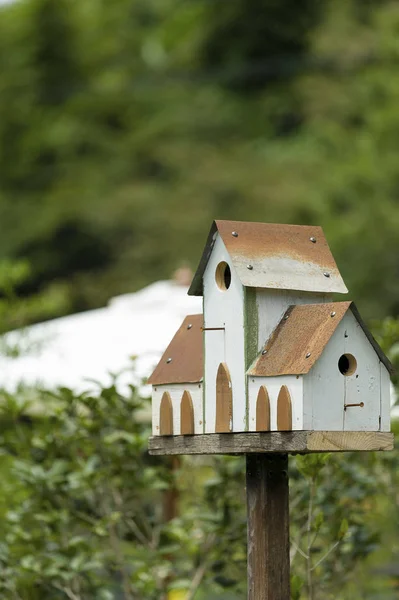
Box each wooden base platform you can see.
[148,431,394,455]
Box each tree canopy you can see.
[0,0,398,329]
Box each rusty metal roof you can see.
[147,314,203,385]
[248,302,394,377]
[188,220,348,296]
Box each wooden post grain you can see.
[246,453,290,600]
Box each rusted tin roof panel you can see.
[188,220,348,296]
[147,314,203,385]
[249,302,350,376]
[248,302,394,377]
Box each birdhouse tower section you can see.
[201,233,246,433]
[187,219,349,433]
[148,314,204,436]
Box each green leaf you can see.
[338,518,349,540]
[290,574,304,600]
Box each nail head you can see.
[166,358,172,364]
[306,353,311,358]
[310,237,317,243]
[331,311,336,317]
[232,231,238,237]
[262,349,267,355]
[247,264,253,270]
[323,272,330,278]
[187,324,193,329]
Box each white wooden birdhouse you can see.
[148,220,393,439]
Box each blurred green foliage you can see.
[0,259,70,337]
[0,0,398,330]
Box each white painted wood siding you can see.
[303,317,346,430]
[248,375,303,431]
[342,311,381,431]
[203,234,246,432]
[256,289,330,351]
[152,383,203,435]
[203,329,225,433]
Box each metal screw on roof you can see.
[187,324,193,329]
[323,272,330,278]
[284,315,289,320]
[262,349,268,355]
[247,264,253,270]
[310,237,317,243]
[306,352,311,358]
[331,311,336,317]
[232,231,238,237]
[166,358,172,364]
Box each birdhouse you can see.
[148,220,393,439]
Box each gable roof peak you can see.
[188,220,348,296]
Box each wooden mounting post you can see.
[149,432,394,597]
[246,453,290,600]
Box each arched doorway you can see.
[159,391,173,435]
[256,386,271,431]
[277,385,292,431]
[180,390,194,435]
[215,362,233,432]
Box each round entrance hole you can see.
[338,353,357,376]
[215,262,231,291]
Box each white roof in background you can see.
[0,279,397,417]
[0,281,202,394]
